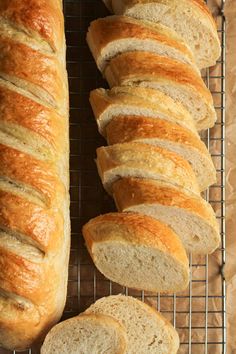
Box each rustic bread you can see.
[106,115,216,191]
[96,142,200,196]
[90,86,198,135]
[103,0,221,69]
[41,313,127,354]
[83,213,189,293]
[105,51,216,130]
[87,16,199,73]
[86,295,179,354]
[113,178,220,254]
[0,1,70,350]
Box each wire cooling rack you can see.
[0,1,226,353]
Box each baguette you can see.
[105,52,216,130]
[85,295,180,353]
[106,115,216,191]
[87,16,199,74]
[103,0,221,69]
[90,86,198,135]
[0,1,70,350]
[83,213,189,293]
[41,313,127,354]
[113,178,220,254]
[96,142,200,196]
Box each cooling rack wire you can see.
[2,0,226,353]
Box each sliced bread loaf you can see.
[82,213,189,293]
[113,178,220,254]
[85,295,179,354]
[87,16,199,73]
[96,142,200,196]
[90,86,198,136]
[104,0,221,69]
[41,313,127,354]
[106,115,216,191]
[105,52,216,130]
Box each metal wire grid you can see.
[1,1,226,353]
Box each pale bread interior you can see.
[85,295,180,354]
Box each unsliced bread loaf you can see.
[86,295,179,353]
[96,142,200,196]
[105,51,216,130]
[87,16,199,73]
[106,115,216,191]
[83,213,189,293]
[104,0,221,69]
[41,313,127,354]
[113,178,220,254]
[90,86,198,135]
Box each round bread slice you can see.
[104,52,216,131]
[106,115,216,191]
[113,178,220,254]
[89,86,198,135]
[85,295,179,354]
[41,313,127,354]
[106,0,221,69]
[96,142,200,196]
[82,213,189,293]
[87,16,199,73]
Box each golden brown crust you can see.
[113,178,218,230]
[106,115,217,190]
[0,248,45,301]
[96,142,200,195]
[0,144,64,206]
[87,15,196,70]
[0,0,64,51]
[105,51,213,104]
[0,191,63,252]
[0,84,65,153]
[83,212,189,268]
[90,87,198,135]
[0,2,69,349]
[0,35,64,108]
[106,115,205,153]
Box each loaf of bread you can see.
[106,115,216,191]
[113,178,220,254]
[105,51,216,130]
[102,0,221,69]
[96,142,200,196]
[87,15,199,74]
[83,213,189,292]
[0,1,70,350]
[90,86,198,135]
[41,313,127,354]
[85,295,180,354]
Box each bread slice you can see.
[90,86,198,135]
[113,178,220,254]
[105,0,221,69]
[83,213,189,293]
[96,142,200,196]
[87,16,199,73]
[106,115,216,191]
[85,295,179,354]
[41,313,127,354]
[105,52,216,130]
